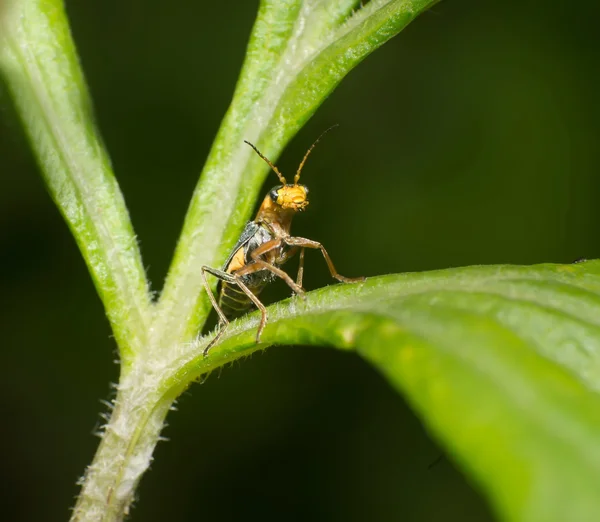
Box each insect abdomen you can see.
[219,272,274,319]
[219,282,254,319]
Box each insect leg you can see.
[230,275,269,344]
[274,245,303,288]
[283,236,365,283]
[201,266,233,355]
[201,266,231,324]
[202,266,270,352]
[236,258,306,299]
[242,239,305,296]
[296,248,305,288]
[247,238,282,259]
[234,240,303,296]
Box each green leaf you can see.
[166,261,600,522]
[5,1,597,521]
[0,0,151,365]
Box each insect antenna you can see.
[294,124,339,185]
[244,140,287,185]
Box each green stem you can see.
[0,0,151,366]
[71,372,170,521]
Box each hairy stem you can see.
[72,371,170,521]
[0,0,151,366]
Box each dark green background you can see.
[2,0,599,520]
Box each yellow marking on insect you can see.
[226,247,246,273]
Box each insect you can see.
[201,126,364,356]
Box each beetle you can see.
[201,127,364,355]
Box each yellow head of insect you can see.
[269,184,309,211]
[244,125,338,212]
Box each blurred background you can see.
[2,0,600,520]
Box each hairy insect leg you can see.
[284,236,365,283]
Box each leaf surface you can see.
[176,261,600,522]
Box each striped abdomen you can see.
[219,279,265,319]
[219,265,276,319]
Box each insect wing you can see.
[221,221,260,271]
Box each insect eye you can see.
[270,189,279,201]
